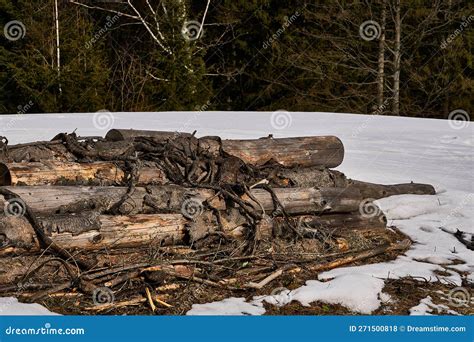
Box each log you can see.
[220,136,344,168]
[347,180,436,198]
[0,141,76,163]
[0,161,346,189]
[0,213,188,254]
[241,187,364,214]
[105,129,345,168]
[0,185,223,215]
[0,211,387,257]
[105,129,192,141]
[298,211,387,232]
[271,211,387,238]
[0,185,365,216]
[0,161,168,186]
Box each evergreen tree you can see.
[0,0,109,113]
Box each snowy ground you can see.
[0,111,472,315]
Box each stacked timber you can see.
[0,129,435,258]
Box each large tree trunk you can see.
[105,129,345,168]
[219,136,344,168]
[0,161,168,186]
[0,209,388,256]
[0,185,367,216]
[376,0,386,110]
[0,214,188,255]
[241,187,364,214]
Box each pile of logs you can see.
[0,129,435,311]
[0,129,435,314]
[0,130,436,303]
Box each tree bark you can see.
[0,161,168,186]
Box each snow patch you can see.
[0,297,58,315]
[186,297,265,316]
[409,296,459,316]
[285,274,386,314]
[191,274,388,315]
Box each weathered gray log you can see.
[241,187,364,214]
[0,185,222,215]
[274,167,348,188]
[106,129,192,141]
[0,161,168,186]
[105,129,345,168]
[0,161,347,189]
[298,212,387,232]
[347,180,436,198]
[220,136,344,168]
[0,185,364,216]
[0,141,76,163]
[0,185,370,215]
[272,167,435,199]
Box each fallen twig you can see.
[308,239,411,272]
[145,287,157,312]
[245,269,283,289]
[85,297,145,312]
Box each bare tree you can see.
[54,0,62,94]
[376,0,386,109]
[391,0,401,116]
